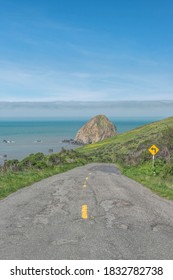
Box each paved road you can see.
[0,163,173,259]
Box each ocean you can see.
[0,118,160,163]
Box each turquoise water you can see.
[0,118,159,162]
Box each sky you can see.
[0,0,173,102]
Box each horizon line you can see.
[0,99,173,103]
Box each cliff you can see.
[74,115,117,144]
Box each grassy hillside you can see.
[0,116,173,200]
[78,116,173,162]
[78,116,173,199]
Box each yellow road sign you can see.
[148,144,159,155]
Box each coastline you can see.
[0,118,160,163]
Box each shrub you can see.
[49,154,61,165]
[3,159,20,172]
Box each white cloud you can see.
[0,58,173,102]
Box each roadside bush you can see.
[49,154,61,165]
[34,161,49,169]
[161,160,173,176]
[3,159,20,172]
[18,153,47,170]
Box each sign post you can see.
[152,154,155,168]
[148,144,159,171]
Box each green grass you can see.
[1,116,173,200]
[0,149,92,199]
[0,162,85,199]
[77,116,173,199]
[78,116,173,155]
[122,164,173,200]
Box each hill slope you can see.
[78,116,173,199]
[78,116,173,164]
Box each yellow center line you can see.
[82,204,88,219]
[81,174,91,219]
[83,174,89,189]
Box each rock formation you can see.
[74,115,117,144]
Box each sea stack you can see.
[74,114,117,144]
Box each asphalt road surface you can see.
[0,163,173,259]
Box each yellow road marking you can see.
[83,176,89,188]
[82,204,88,219]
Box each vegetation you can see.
[1,116,173,200]
[122,160,173,199]
[78,116,173,199]
[0,149,92,199]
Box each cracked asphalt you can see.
[0,163,173,259]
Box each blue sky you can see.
[0,0,173,102]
